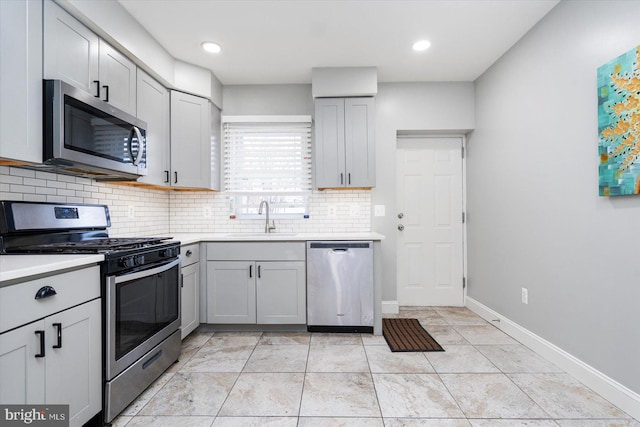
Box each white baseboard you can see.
[381,300,399,315]
[465,296,640,422]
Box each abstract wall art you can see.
[598,46,640,196]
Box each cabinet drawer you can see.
[180,244,199,267]
[0,266,100,333]
[206,242,305,261]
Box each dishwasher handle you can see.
[308,242,371,250]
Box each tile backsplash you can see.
[0,166,371,236]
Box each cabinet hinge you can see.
[462,212,466,223]
[463,277,467,289]
[461,146,465,159]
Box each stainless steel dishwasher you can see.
[306,241,374,333]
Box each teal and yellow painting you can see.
[598,46,640,196]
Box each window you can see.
[223,116,312,218]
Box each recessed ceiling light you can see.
[412,40,431,52]
[201,41,222,54]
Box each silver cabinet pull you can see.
[398,224,405,231]
[398,213,404,219]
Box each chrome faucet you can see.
[258,200,276,233]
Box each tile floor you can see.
[112,307,639,426]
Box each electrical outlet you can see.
[349,204,359,217]
[374,205,386,217]
[127,205,135,219]
[521,287,529,304]
[202,206,212,218]
[327,205,337,217]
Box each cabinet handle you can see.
[249,264,252,278]
[52,323,62,349]
[174,172,178,184]
[185,250,193,257]
[93,80,100,98]
[164,171,170,183]
[102,85,109,102]
[35,331,45,358]
[258,265,261,279]
[180,273,184,288]
[348,173,351,185]
[35,285,57,300]
[340,173,344,185]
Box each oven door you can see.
[105,257,181,380]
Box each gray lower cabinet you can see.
[0,266,102,427]
[256,261,306,324]
[206,242,306,325]
[180,244,200,339]
[207,261,256,324]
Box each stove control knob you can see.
[134,255,145,266]
[161,248,178,258]
[120,257,135,268]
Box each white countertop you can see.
[0,232,384,282]
[0,254,104,284]
[168,232,385,246]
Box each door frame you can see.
[394,132,468,307]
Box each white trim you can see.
[382,300,399,315]
[466,296,640,422]
[222,115,312,123]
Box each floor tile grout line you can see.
[361,337,386,420]
[214,332,263,420]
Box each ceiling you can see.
[117,0,559,86]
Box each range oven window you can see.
[115,263,179,360]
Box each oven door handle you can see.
[113,258,181,284]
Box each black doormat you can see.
[382,318,445,352]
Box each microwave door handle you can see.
[129,126,145,166]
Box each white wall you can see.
[373,82,475,301]
[468,0,640,394]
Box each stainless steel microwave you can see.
[43,79,147,180]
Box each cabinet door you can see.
[0,320,45,404]
[256,261,306,324]
[43,0,99,95]
[137,70,170,186]
[345,98,375,187]
[314,98,346,188]
[45,299,101,427]
[99,40,137,116]
[181,262,200,339]
[206,261,256,324]
[170,91,212,189]
[210,103,222,191]
[0,0,42,163]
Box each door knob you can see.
[398,224,405,231]
[398,213,404,219]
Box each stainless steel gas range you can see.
[0,201,182,424]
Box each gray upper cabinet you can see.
[170,91,220,190]
[44,1,136,116]
[0,0,42,164]
[314,97,375,189]
[97,40,137,116]
[136,70,170,186]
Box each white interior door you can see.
[396,136,464,306]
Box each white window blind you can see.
[223,116,312,217]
